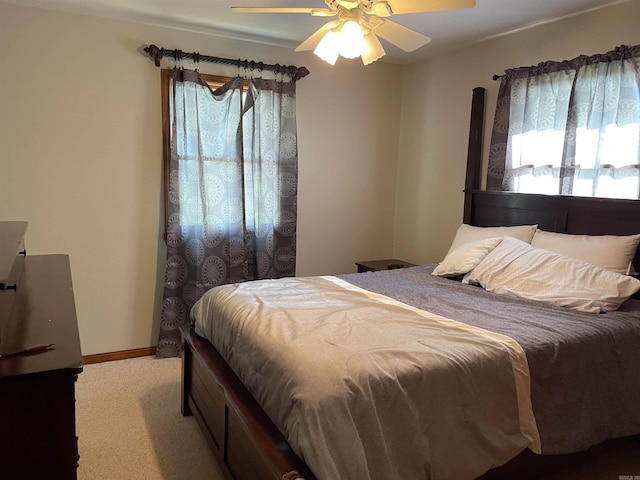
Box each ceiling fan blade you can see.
[231,7,334,16]
[294,22,339,52]
[385,0,475,15]
[374,20,431,52]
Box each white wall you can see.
[0,3,403,355]
[393,0,640,264]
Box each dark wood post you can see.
[463,87,485,224]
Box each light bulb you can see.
[339,20,365,59]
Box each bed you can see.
[179,87,640,480]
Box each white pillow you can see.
[445,224,537,257]
[432,237,503,277]
[531,229,640,275]
[465,236,640,313]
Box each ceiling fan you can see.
[232,0,475,65]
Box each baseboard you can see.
[83,346,157,365]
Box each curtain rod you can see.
[144,44,310,81]
[492,44,640,82]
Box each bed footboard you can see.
[180,324,317,480]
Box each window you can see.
[161,71,249,230]
[159,67,299,282]
[489,44,640,200]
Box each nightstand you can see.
[355,259,416,273]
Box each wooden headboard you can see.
[465,190,640,272]
[463,87,640,273]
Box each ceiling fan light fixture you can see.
[339,20,365,59]
[313,29,341,65]
[361,33,386,65]
[314,19,368,65]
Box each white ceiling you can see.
[3,0,632,64]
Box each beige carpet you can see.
[76,356,224,480]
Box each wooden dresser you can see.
[0,221,83,480]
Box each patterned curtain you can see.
[241,78,299,278]
[487,44,640,199]
[156,69,298,357]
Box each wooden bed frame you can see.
[180,87,640,480]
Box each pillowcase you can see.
[445,223,537,257]
[432,237,503,277]
[464,236,640,313]
[531,229,640,275]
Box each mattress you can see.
[191,264,640,480]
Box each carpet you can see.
[76,355,224,480]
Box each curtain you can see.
[156,69,298,358]
[488,44,640,199]
[241,78,299,278]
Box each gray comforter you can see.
[342,264,640,454]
